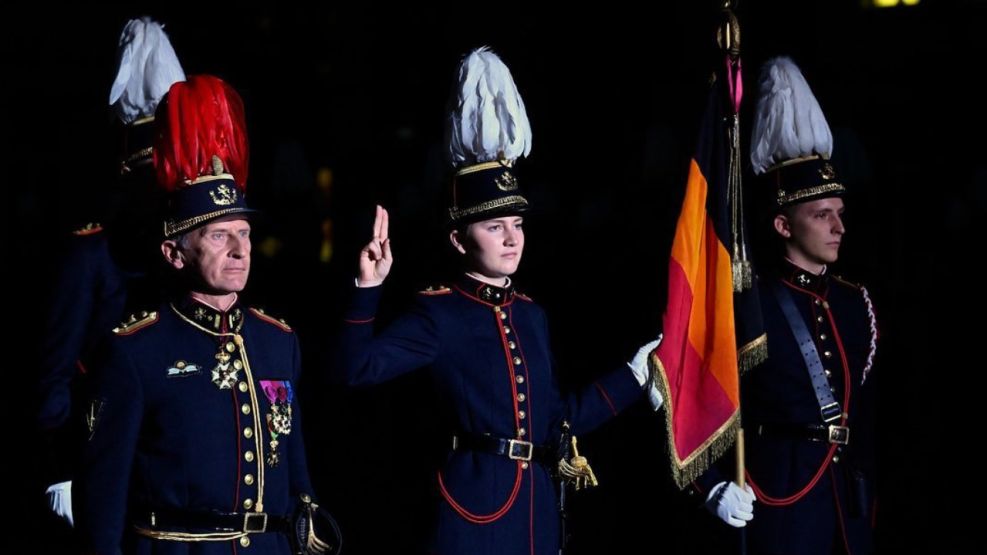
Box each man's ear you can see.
[161,239,186,270]
[448,229,467,255]
[773,214,792,239]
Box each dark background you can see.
[9,1,979,552]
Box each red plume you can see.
[154,75,249,192]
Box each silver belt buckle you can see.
[508,439,533,461]
[827,425,850,445]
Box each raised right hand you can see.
[357,205,393,287]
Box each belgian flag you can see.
[652,58,765,488]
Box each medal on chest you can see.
[211,339,242,390]
[261,380,294,467]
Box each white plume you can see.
[109,17,186,124]
[750,57,832,175]
[446,47,532,167]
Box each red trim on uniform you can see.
[750,283,855,507]
[495,308,522,429]
[515,292,533,302]
[505,309,537,555]
[781,282,820,300]
[437,465,522,524]
[691,480,706,496]
[249,308,292,332]
[437,305,527,525]
[748,443,837,506]
[418,287,452,296]
[72,224,103,236]
[453,284,515,309]
[832,466,854,555]
[76,360,87,375]
[594,383,618,416]
[343,317,375,324]
[507,311,532,430]
[825,307,853,414]
[782,281,852,413]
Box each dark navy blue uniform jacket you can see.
[336,275,643,555]
[711,261,878,555]
[39,228,132,483]
[77,297,316,555]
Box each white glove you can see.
[705,481,755,528]
[627,335,663,410]
[45,480,74,527]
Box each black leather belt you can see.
[452,433,555,466]
[754,422,850,445]
[138,507,292,534]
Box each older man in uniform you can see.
[76,75,336,555]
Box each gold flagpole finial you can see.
[717,6,742,60]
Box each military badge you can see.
[166,360,202,378]
[211,341,241,390]
[261,380,293,467]
[209,180,238,206]
[494,170,519,191]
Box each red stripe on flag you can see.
[659,259,738,463]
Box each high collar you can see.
[173,294,245,333]
[780,259,829,295]
[455,274,516,307]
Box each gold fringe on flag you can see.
[738,333,768,374]
[651,353,741,489]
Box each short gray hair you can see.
[174,230,196,250]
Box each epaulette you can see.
[515,291,533,302]
[72,222,103,237]
[249,307,293,332]
[831,275,864,291]
[418,285,452,296]
[113,311,159,335]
